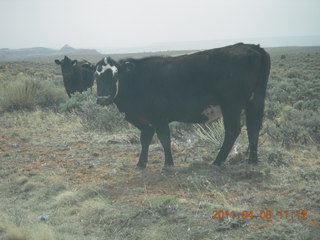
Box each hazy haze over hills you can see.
[99,35,320,54]
[0,0,319,51]
[0,45,101,61]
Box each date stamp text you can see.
[211,210,308,220]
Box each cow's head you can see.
[55,56,77,76]
[95,57,119,106]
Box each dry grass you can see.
[0,110,319,239]
[0,212,56,240]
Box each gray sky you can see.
[1,0,320,50]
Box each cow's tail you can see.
[245,46,271,164]
[255,45,271,97]
[247,45,271,117]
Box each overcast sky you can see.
[0,0,319,50]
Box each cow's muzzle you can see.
[97,96,113,106]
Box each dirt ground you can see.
[0,110,319,240]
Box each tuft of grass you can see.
[15,176,29,186]
[0,78,66,112]
[28,225,55,240]
[0,213,56,240]
[193,119,225,150]
[4,224,27,240]
[0,78,37,111]
[55,191,79,206]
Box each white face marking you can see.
[95,57,120,100]
[202,105,222,122]
[95,57,118,76]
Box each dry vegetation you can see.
[0,49,319,240]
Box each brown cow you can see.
[94,43,270,168]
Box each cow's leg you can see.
[137,127,155,169]
[213,108,241,166]
[125,115,155,169]
[155,124,174,167]
[245,94,265,164]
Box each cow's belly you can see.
[170,103,222,123]
[201,105,222,122]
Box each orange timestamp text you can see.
[211,210,308,220]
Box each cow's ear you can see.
[55,59,61,65]
[72,60,78,66]
[82,63,96,71]
[124,62,135,72]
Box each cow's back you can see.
[117,43,270,123]
[124,43,268,103]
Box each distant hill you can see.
[0,45,101,61]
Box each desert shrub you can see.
[0,77,67,112]
[267,76,320,111]
[59,91,92,112]
[79,98,127,132]
[0,78,38,111]
[259,146,290,167]
[59,90,127,132]
[34,80,67,109]
[267,121,309,148]
[285,69,303,79]
[266,107,320,147]
[264,101,282,120]
[265,71,320,150]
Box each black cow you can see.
[94,43,270,168]
[55,56,95,97]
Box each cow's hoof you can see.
[212,160,222,166]
[161,164,174,172]
[248,159,258,165]
[136,164,147,170]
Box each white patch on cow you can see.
[95,57,118,77]
[202,105,222,122]
[95,64,118,76]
